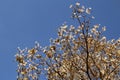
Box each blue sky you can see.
[0,0,120,79]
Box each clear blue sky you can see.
[0,0,120,79]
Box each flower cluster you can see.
[45,24,120,80]
[70,2,94,20]
[15,42,44,80]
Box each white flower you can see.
[86,7,92,14]
[69,5,73,8]
[80,33,84,38]
[94,24,100,29]
[77,8,84,13]
[102,36,106,40]
[117,50,120,55]
[90,28,96,33]
[104,56,107,60]
[70,25,75,30]
[117,38,120,43]
[102,26,106,31]
[111,39,115,43]
[110,59,115,62]
[101,69,105,74]
[76,2,80,6]
[61,25,67,29]
[43,49,47,53]
[101,36,106,42]
[89,34,92,37]
[92,16,95,19]
[82,6,85,9]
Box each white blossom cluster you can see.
[15,2,120,80]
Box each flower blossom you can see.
[86,7,92,14]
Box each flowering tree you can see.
[15,2,120,80]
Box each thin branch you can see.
[106,63,120,80]
[76,14,92,80]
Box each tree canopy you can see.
[15,2,120,80]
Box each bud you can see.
[76,2,80,6]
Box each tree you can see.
[15,2,120,80]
